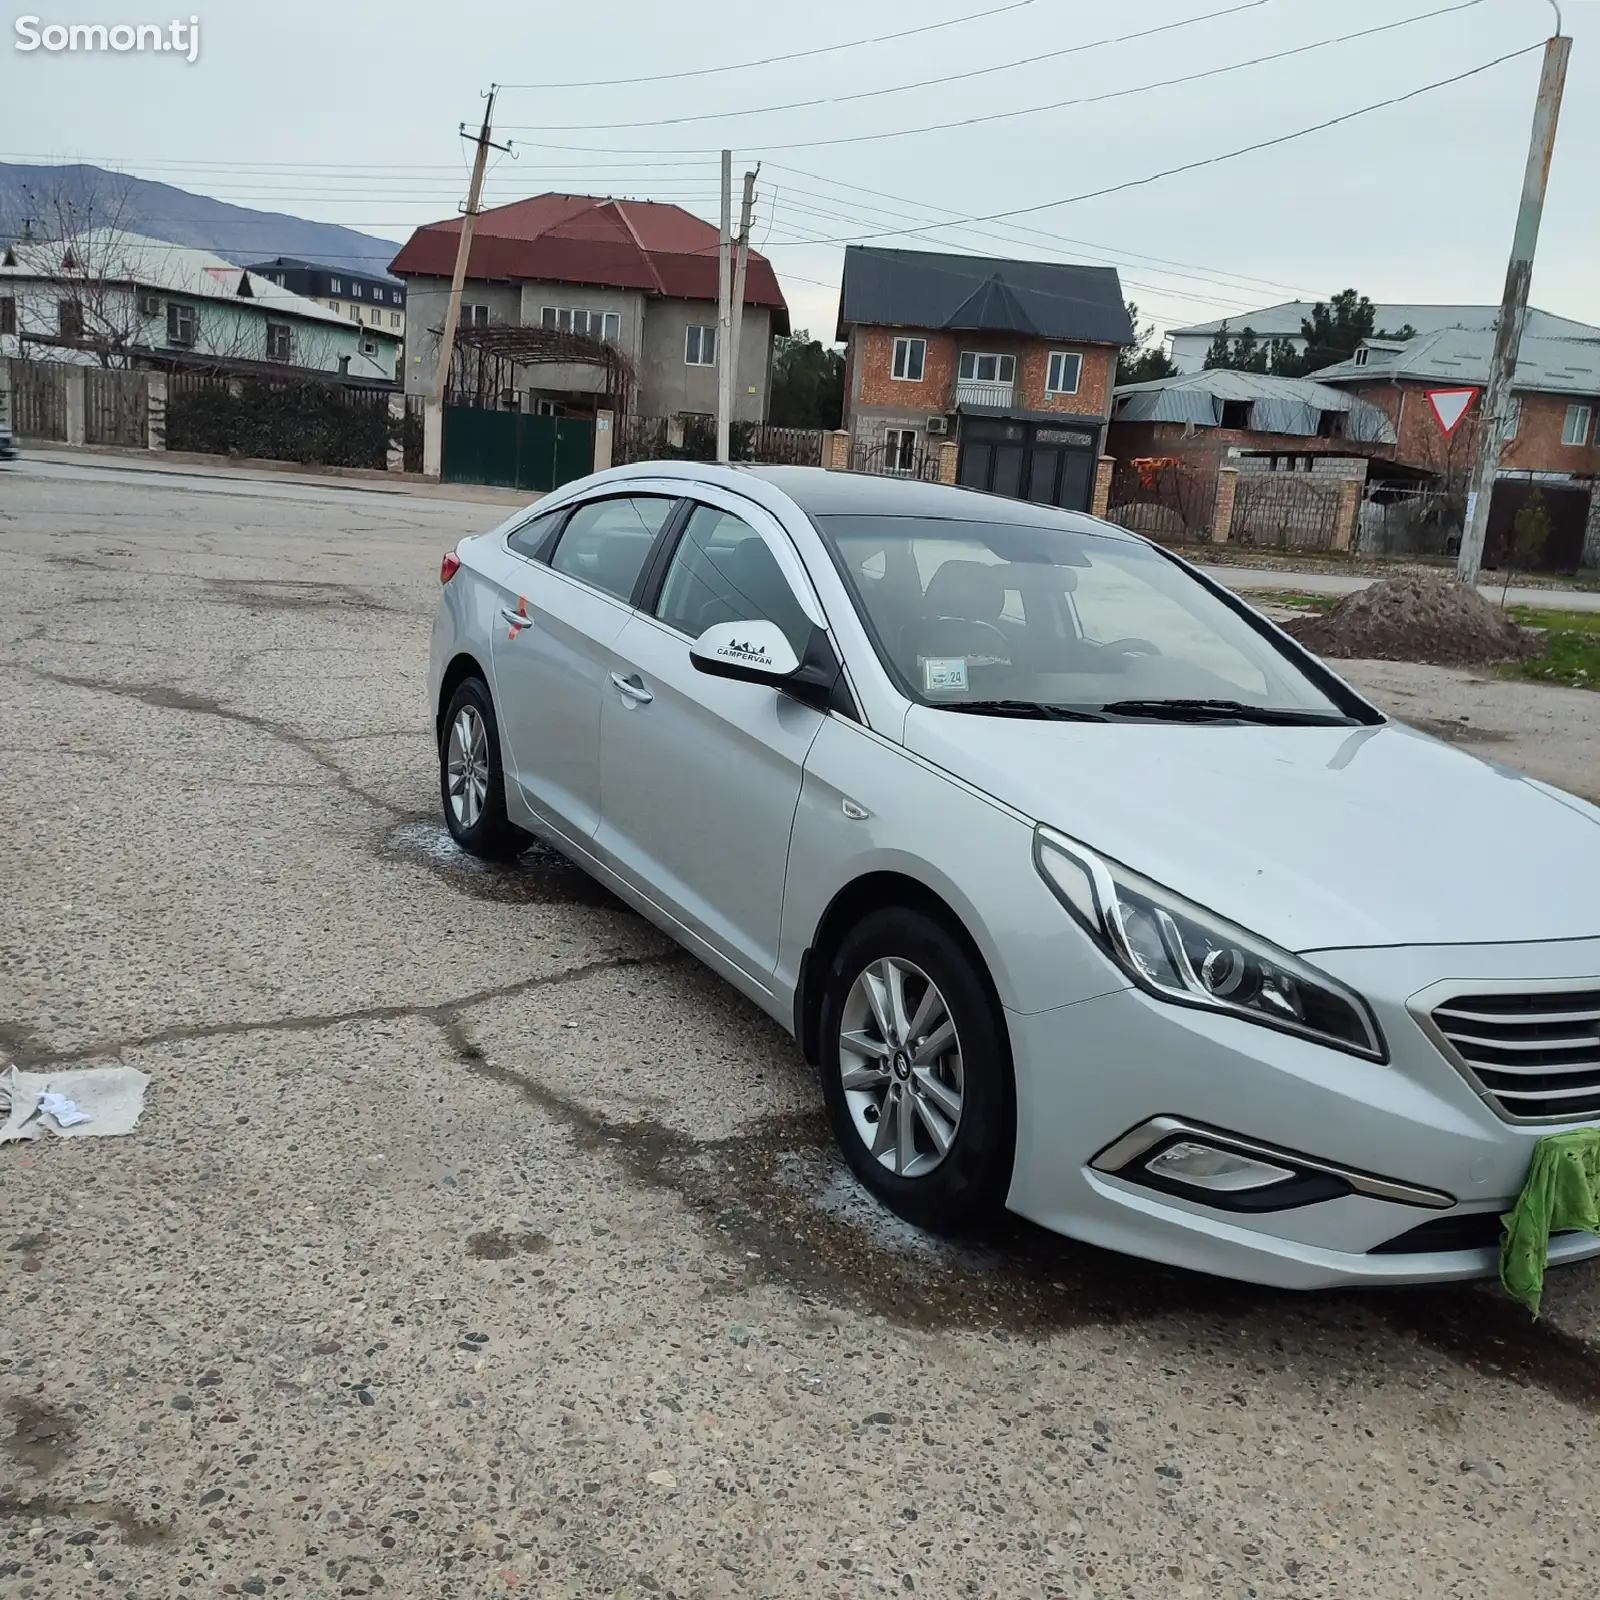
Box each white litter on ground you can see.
[0,1065,150,1143]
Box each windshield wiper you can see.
[938,699,1108,722]
[1099,698,1354,726]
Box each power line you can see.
[496,0,1041,91]
[754,44,1547,244]
[502,0,1279,132]
[501,0,1489,148]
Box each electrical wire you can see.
[500,0,1280,132]
[496,0,1042,91]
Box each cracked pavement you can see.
[3,455,1600,1600]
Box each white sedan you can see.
[428,462,1600,1289]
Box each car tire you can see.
[438,676,526,860]
[819,907,1015,1233]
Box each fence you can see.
[1358,487,1461,558]
[441,405,594,492]
[1104,457,1216,542]
[850,438,940,481]
[165,376,396,468]
[1230,475,1342,552]
[7,359,68,441]
[614,414,825,468]
[85,368,148,448]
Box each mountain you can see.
[0,161,403,281]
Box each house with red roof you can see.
[389,194,789,422]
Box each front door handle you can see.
[609,671,653,705]
[501,605,530,630]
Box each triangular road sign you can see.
[1426,387,1478,436]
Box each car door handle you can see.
[501,605,531,630]
[609,671,653,705]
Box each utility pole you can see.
[423,85,510,477]
[1454,19,1571,583]
[728,165,759,439]
[715,149,733,464]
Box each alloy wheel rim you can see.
[446,705,489,829]
[838,956,964,1179]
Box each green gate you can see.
[442,407,595,493]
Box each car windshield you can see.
[816,514,1355,722]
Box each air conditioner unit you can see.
[926,414,950,436]
[138,292,161,316]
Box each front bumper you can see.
[1004,935,1600,1289]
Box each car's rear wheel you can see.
[819,907,1015,1232]
[439,676,524,859]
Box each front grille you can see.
[1431,988,1600,1121]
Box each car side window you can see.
[505,508,565,560]
[548,496,675,602]
[654,504,813,655]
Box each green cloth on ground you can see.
[1499,1128,1600,1316]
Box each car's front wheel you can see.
[819,907,1015,1233]
[439,676,525,859]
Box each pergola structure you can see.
[445,324,635,418]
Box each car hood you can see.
[903,710,1600,951]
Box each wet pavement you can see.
[3,457,1600,1600]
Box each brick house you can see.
[1316,328,1600,568]
[836,246,1132,511]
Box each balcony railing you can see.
[955,380,1015,410]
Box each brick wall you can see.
[1106,419,1380,482]
[847,326,1117,422]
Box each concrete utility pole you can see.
[1454,21,1571,582]
[716,149,733,464]
[728,165,759,437]
[424,85,506,478]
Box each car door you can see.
[490,491,679,841]
[596,494,830,985]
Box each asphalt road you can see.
[4,457,1600,1600]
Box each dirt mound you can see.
[1283,572,1540,668]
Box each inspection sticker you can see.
[921,656,969,694]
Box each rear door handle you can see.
[609,671,653,705]
[501,605,530,629]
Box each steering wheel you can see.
[1099,637,1164,660]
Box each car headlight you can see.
[1033,826,1386,1061]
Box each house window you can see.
[352,283,362,298]
[371,307,383,324]
[465,304,489,327]
[361,336,378,356]
[1354,346,1370,367]
[166,303,196,347]
[330,278,342,294]
[885,428,919,472]
[265,322,292,362]
[349,304,360,321]
[1562,403,1592,447]
[0,296,14,335]
[390,310,401,328]
[891,336,926,382]
[685,323,717,366]
[958,351,1015,385]
[329,301,340,315]
[1045,351,1082,397]
[541,306,622,343]
[58,299,84,339]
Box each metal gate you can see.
[442,406,594,492]
[851,439,940,480]
[8,360,67,441]
[85,368,149,447]
[1231,475,1341,551]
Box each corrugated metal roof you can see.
[836,245,1132,346]
[1315,328,1600,396]
[1168,300,1600,341]
[388,194,789,332]
[0,230,397,337]
[1112,368,1395,443]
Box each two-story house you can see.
[245,256,406,341]
[389,194,789,420]
[0,230,401,383]
[836,246,1133,511]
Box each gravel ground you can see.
[3,458,1600,1600]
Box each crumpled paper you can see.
[0,1065,150,1144]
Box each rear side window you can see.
[548,496,675,603]
[506,508,564,559]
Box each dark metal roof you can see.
[836,246,1134,347]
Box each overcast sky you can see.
[5,0,1598,347]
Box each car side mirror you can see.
[689,620,801,688]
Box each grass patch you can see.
[1498,605,1600,690]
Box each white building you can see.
[0,230,401,383]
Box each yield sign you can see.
[1426,387,1478,437]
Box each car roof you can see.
[601,461,1138,541]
